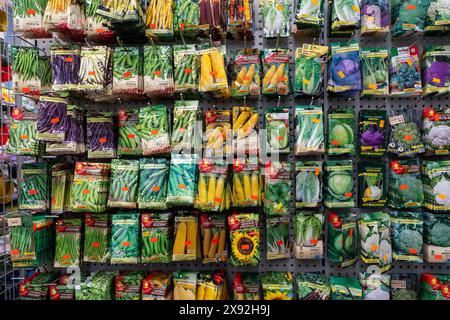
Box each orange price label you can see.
[438,194,447,200]
[185,240,191,246]
[303,79,310,85]
[22,87,30,93]
[212,238,219,244]
[121,186,129,192]
[243,76,252,81]
[62,255,71,260]
[82,189,90,194]
[312,118,320,124]
[153,70,161,76]
[88,71,96,76]
[149,23,157,29]
[92,242,100,248]
[435,254,443,260]
[331,139,340,146]
[240,244,250,250]
[277,76,286,82]
[368,83,377,90]
[315,167,320,176]
[409,248,417,254]
[127,133,136,139]
[310,239,318,244]
[406,59,412,66]
[251,195,258,200]
[178,184,186,189]
[371,244,378,251]
[407,4,416,10]
[344,192,352,197]
[65,57,73,63]
[151,237,158,243]
[399,184,409,190]
[50,117,60,124]
[99,137,107,143]
[277,135,284,141]
[151,129,159,135]
[380,120,385,128]
[184,68,192,74]
[433,78,441,83]
[403,135,413,141]
[311,0,318,5]
[214,197,222,203]
[26,9,36,15]
[151,186,160,192]
[28,189,38,195]
[96,28,107,33]
[122,241,131,247]
[19,134,29,140]
[178,127,186,133]
[238,6,245,12]
[338,70,346,79]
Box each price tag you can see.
[368,83,377,90]
[7,217,22,227]
[389,115,405,125]
[338,70,346,79]
[433,78,441,83]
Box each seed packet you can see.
[327,212,358,268]
[390,211,424,263]
[424,1,450,34]
[388,107,425,157]
[361,48,389,96]
[50,163,73,214]
[195,159,228,212]
[226,0,254,40]
[172,215,199,261]
[143,45,175,97]
[115,271,143,300]
[262,272,294,300]
[171,100,201,153]
[261,0,291,38]
[200,214,227,263]
[232,106,259,155]
[261,48,290,95]
[138,158,169,210]
[295,161,322,208]
[388,159,424,209]
[263,161,291,215]
[294,45,327,96]
[391,0,430,37]
[118,108,142,157]
[422,160,450,212]
[422,106,450,156]
[196,271,228,300]
[20,162,49,211]
[390,274,418,300]
[423,212,450,263]
[139,104,171,156]
[264,107,290,155]
[145,0,174,40]
[390,45,423,96]
[297,273,330,300]
[324,160,355,208]
[358,212,392,272]
[204,109,232,158]
[141,213,174,263]
[54,218,82,268]
[142,272,173,300]
[234,272,261,300]
[293,0,324,32]
[111,213,140,264]
[36,96,68,142]
[419,273,450,300]
[327,42,361,94]
[327,109,355,155]
[167,154,198,206]
[230,49,261,97]
[173,271,197,300]
[83,214,111,264]
[108,159,139,209]
[232,157,261,207]
[198,47,228,94]
[358,162,387,208]
[360,272,391,300]
[266,215,290,260]
[173,45,199,95]
[228,213,260,266]
[295,105,324,155]
[330,0,361,36]
[422,46,450,96]
[361,0,389,35]
[112,47,143,95]
[359,109,387,157]
[86,111,117,159]
[293,211,324,259]
[173,0,200,38]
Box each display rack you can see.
[3,0,450,300]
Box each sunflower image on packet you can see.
[228,213,260,266]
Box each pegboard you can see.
[11,0,450,298]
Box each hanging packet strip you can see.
[324,160,355,208]
[261,0,291,38]
[143,45,175,97]
[295,161,322,208]
[262,48,290,95]
[358,109,387,157]
[327,213,358,268]
[388,108,425,157]
[83,214,111,264]
[19,162,49,211]
[294,44,328,96]
[7,104,45,156]
[294,0,324,31]
[330,0,361,35]
[264,107,290,154]
[327,42,361,94]
[46,105,85,155]
[50,163,73,214]
[422,160,450,212]
[358,162,387,208]
[232,106,259,155]
[266,215,290,260]
[200,214,228,263]
[138,104,171,156]
[173,44,199,95]
[167,154,198,206]
[228,213,260,267]
[359,212,392,273]
[171,100,201,153]
[145,0,174,40]
[295,105,324,155]
[118,108,142,157]
[111,213,140,264]
[138,158,169,210]
[54,218,82,268]
[232,157,261,208]
[390,45,423,96]
[293,212,324,260]
[36,96,68,143]
[388,159,424,209]
[172,215,199,262]
[108,159,139,209]
[87,111,117,159]
[50,46,80,92]
[361,48,389,96]
[327,109,355,155]
[141,212,174,263]
[390,211,424,263]
[71,162,111,213]
[112,46,143,95]
[13,0,50,38]
[195,159,229,212]
[360,0,389,35]
[231,49,261,97]
[263,161,291,216]
[204,109,231,158]
[422,45,450,96]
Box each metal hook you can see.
[180,92,185,103]
[244,35,247,51]
[277,95,281,107]
[310,96,315,106]
[180,28,187,48]
[116,36,124,47]
[85,38,94,49]
[243,96,247,107]
[209,34,214,47]
[275,32,280,51]
[150,37,156,47]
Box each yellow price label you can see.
[303,79,310,85]
[338,70,346,79]
[433,78,441,83]
[352,4,359,12]
[311,0,318,5]
[312,118,320,124]
[438,194,446,200]
[368,83,377,90]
